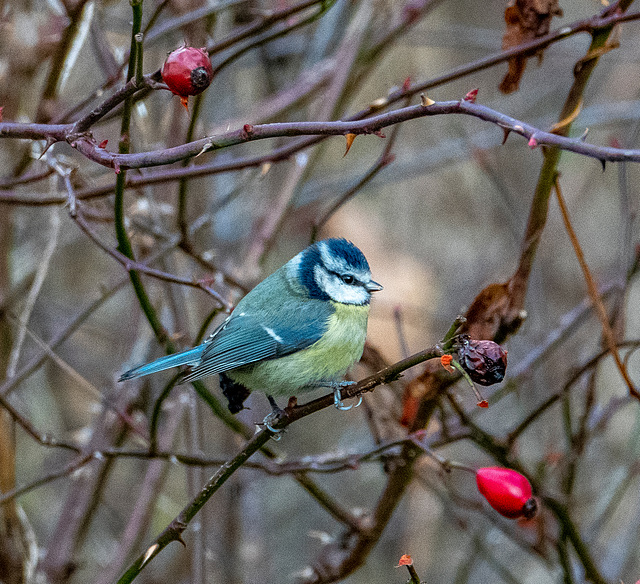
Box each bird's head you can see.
[287,238,383,305]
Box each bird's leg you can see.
[308,381,363,410]
[331,381,362,411]
[262,395,286,440]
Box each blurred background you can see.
[1,0,639,582]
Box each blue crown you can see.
[324,238,370,272]
[298,239,370,300]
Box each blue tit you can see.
[119,238,382,414]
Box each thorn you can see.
[344,133,356,157]
[141,544,159,567]
[195,141,213,158]
[180,96,189,112]
[463,88,478,103]
[579,128,589,141]
[176,534,187,547]
[501,128,511,145]
[402,76,412,92]
[38,137,57,159]
[0,106,3,122]
[528,135,538,149]
[600,159,606,172]
[113,160,121,175]
[420,93,435,107]
[243,124,254,136]
[98,139,108,149]
[477,400,489,408]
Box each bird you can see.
[119,238,382,417]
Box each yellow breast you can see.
[228,302,370,396]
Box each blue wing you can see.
[180,300,334,382]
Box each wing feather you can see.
[181,301,333,383]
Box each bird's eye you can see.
[340,274,355,284]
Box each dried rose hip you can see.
[457,337,507,386]
[476,467,537,519]
[162,46,213,109]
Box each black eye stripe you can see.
[327,270,361,286]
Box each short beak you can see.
[366,280,383,292]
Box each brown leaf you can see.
[499,0,563,94]
[461,282,511,340]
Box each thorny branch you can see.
[1,0,640,583]
[3,100,640,172]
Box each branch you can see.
[67,100,640,170]
[71,207,231,307]
[114,344,441,582]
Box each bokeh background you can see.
[1,0,639,582]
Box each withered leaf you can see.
[499,0,563,94]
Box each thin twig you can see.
[6,206,60,377]
[554,176,639,400]
[71,208,230,307]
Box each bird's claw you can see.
[263,396,286,440]
[333,384,363,411]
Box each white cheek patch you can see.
[314,266,370,305]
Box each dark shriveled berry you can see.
[457,337,507,386]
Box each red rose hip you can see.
[476,467,537,519]
[162,46,213,109]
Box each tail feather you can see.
[119,346,205,381]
